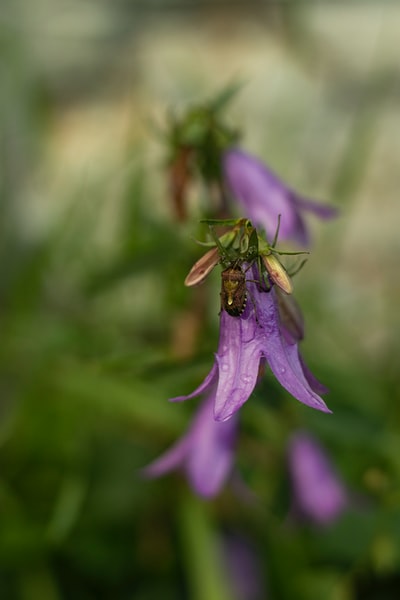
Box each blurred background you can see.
[1,1,400,598]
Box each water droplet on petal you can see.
[221,363,229,372]
[241,374,252,384]
[222,345,228,353]
[280,367,286,374]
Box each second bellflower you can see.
[173,265,331,422]
[223,149,337,246]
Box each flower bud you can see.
[184,247,219,286]
[262,254,293,294]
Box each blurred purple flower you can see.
[223,148,337,246]
[287,431,348,526]
[142,392,238,498]
[172,266,331,422]
[221,533,265,600]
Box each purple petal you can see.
[143,392,238,498]
[187,394,239,497]
[169,361,218,403]
[252,285,331,413]
[288,432,348,525]
[281,343,331,411]
[142,435,189,478]
[214,309,262,422]
[291,193,339,220]
[223,149,297,242]
[299,353,330,395]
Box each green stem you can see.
[177,492,232,600]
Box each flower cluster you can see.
[145,221,334,498]
[145,94,338,501]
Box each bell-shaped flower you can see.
[223,148,337,246]
[287,431,348,525]
[142,391,239,498]
[172,265,331,422]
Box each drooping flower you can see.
[287,431,348,525]
[142,391,239,498]
[172,265,331,422]
[223,149,338,246]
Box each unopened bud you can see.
[184,247,219,286]
[262,254,293,294]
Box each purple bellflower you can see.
[142,391,239,498]
[172,265,331,422]
[287,431,348,526]
[223,149,337,246]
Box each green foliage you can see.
[1,3,399,599]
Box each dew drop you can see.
[241,374,252,384]
[222,345,228,353]
[221,363,229,372]
[280,367,286,374]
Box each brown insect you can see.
[221,266,248,317]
